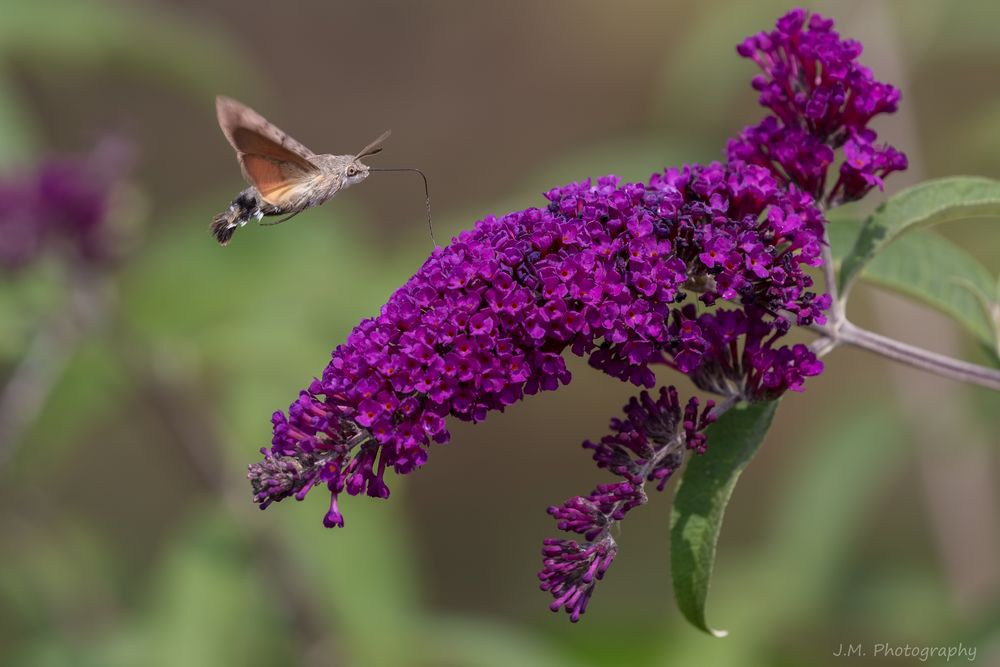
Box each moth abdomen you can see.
[211,187,264,246]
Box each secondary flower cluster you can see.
[727,8,907,206]
[250,161,826,528]
[540,387,715,622]
[0,139,130,272]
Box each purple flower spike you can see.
[251,163,828,528]
[728,8,907,205]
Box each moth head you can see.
[344,160,371,187]
[344,129,390,187]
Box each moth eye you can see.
[347,167,357,177]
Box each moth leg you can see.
[259,210,302,226]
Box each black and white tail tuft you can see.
[211,189,261,245]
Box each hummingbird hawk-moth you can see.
[212,96,431,245]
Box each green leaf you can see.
[669,400,779,637]
[839,177,1000,297]
[829,220,998,353]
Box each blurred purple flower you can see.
[727,8,907,205]
[0,138,132,273]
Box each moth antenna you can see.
[369,167,435,245]
[355,129,391,160]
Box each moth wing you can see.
[216,96,320,206]
[216,96,317,161]
[240,154,319,207]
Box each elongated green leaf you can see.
[839,177,1000,297]
[829,220,998,351]
[670,400,778,636]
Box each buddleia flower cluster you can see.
[246,7,906,621]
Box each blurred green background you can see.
[1,1,998,665]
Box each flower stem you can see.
[811,321,1000,391]
[812,211,999,392]
[821,241,845,330]
[842,321,1000,391]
